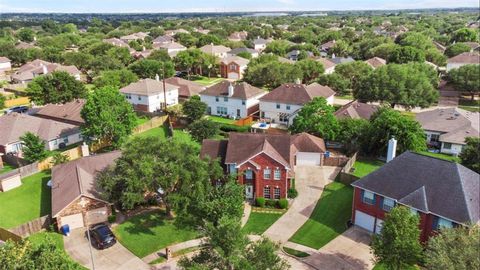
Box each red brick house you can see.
[351,151,479,242]
[200,132,326,199]
[219,56,249,80]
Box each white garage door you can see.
[296,152,321,166]
[61,213,84,230]
[1,175,22,192]
[355,210,375,232]
[228,72,239,80]
[86,206,109,225]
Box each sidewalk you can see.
[142,237,207,264]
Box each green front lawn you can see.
[133,125,169,139]
[242,211,284,235]
[459,99,480,112]
[135,116,150,126]
[335,94,353,100]
[191,76,223,86]
[351,159,384,178]
[0,164,16,174]
[206,115,236,124]
[114,210,199,258]
[172,129,200,148]
[289,182,353,249]
[28,231,64,250]
[0,171,51,229]
[417,151,460,163]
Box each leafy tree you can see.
[0,94,5,109]
[295,59,325,84]
[97,137,218,217]
[147,49,171,62]
[93,69,138,89]
[197,34,221,47]
[81,86,136,147]
[448,64,480,100]
[372,207,423,270]
[330,40,352,57]
[317,73,350,95]
[26,71,86,105]
[51,152,70,166]
[363,108,426,156]
[264,40,292,56]
[89,55,123,74]
[175,33,198,48]
[244,57,302,89]
[425,226,480,270]
[62,52,94,72]
[337,118,370,154]
[445,43,472,58]
[334,61,373,91]
[106,47,134,66]
[425,49,447,66]
[289,97,339,140]
[236,51,252,59]
[396,32,435,51]
[451,28,478,42]
[20,132,48,163]
[188,119,219,143]
[17,28,35,42]
[388,46,426,64]
[182,95,208,123]
[459,137,480,173]
[0,238,83,269]
[355,63,438,109]
[367,43,398,59]
[128,59,175,79]
[174,49,196,78]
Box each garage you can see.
[227,72,239,80]
[375,219,384,234]
[355,210,375,232]
[85,206,109,225]
[0,174,22,192]
[296,152,321,166]
[60,213,84,230]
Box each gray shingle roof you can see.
[352,151,480,224]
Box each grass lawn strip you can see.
[113,210,199,258]
[289,182,353,249]
[351,158,384,178]
[283,247,310,258]
[242,211,284,235]
[206,115,236,124]
[0,170,51,229]
[0,163,16,174]
[417,151,460,163]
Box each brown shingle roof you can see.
[51,151,121,217]
[0,113,80,146]
[220,56,249,66]
[448,52,480,64]
[260,83,335,105]
[200,81,266,100]
[164,77,205,98]
[200,139,228,164]
[365,57,386,69]
[120,78,178,96]
[0,57,10,63]
[200,44,231,55]
[316,57,336,69]
[334,100,378,120]
[35,99,85,125]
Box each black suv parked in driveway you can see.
[4,106,29,114]
[86,223,116,249]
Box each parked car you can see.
[4,106,29,114]
[86,223,116,249]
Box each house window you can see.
[430,134,439,143]
[224,97,228,102]
[138,96,142,101]
[274,187,281,199]
[382,198,395,212]
[443,143,452,149]
[286,105,291,110]
[125,94,132,99]
[229,64,237,71]
[362,190,375,205]
[437,217,453,229]
[245,169,253,180]
[229,164,237,175]
[264,186,271,199]
[215,96,219,102]
[276,103,281,109]
[216,106,227,115]
[263,168,271,179]
[63,137,69,144]
[279,113,289,123]
[274,169,281,180]
[242,100,246,105]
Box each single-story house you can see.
[253,37,273,52]
[11,59,81,84]
[316,58,336,74]
[120,32,149,42]
[120,77,179,113]
[103,38,130,48]
[51,151,122,230]
[200,80,266,119]
[34,99,85,126]
[228,31,248,42]
[164,77,205,101]
[286,50,314,61]
[334,100,378,120]
[157,42,187,57]
[219,56,249,80]
[352,151,479,242]
[364,57,386,69]
[200,132,326,199]
[0,113,82,155]
[164,29,190,36]
[330,56,355,65]
[228,47,259,58]
[415,108,479,155]
[200,44,231,58]
[259,82,336,126]
[446,52,480,72]
[152,35,175,46]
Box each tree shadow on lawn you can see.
[123,211,168,236]
[304,251,370,270]
[40,173,52,217]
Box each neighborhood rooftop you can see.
[260,83,335,105]
[35,99,86,125]
[200,80,265,99]
[120,78,178,96]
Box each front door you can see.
[237,109,241,118]
[245,185,253,199]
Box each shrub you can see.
[287,188,298,199]
[265,199,277,208]
[256,197,266,207]
[278,198,288,209]
[219,123,249,133]
[107,215,116,223]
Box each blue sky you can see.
[0,0,478,13]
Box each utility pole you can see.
[162,67,167,112]
[86,228,96,270]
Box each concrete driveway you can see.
[303,227,374,270]
[63,228,150,270]
[263,166,340,243]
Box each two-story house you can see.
[199,44,231,58]
[156,42,186,57]
[200,132,327,199]
[351,151,479,242]
[259,83,335,126]
[253,37,272,52]
[415,108,479,155]
[199,81,266,119]
[120,76,179,113]
[219,56,249,80]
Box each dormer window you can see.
[224,97,228,102]
[215,97,219,102]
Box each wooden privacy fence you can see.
[37,145,83,171]
[341,152,358,173]
[4,97,30,107]
[133,115,169,134]
[0,227,22,242]
[9,215,52,238]
[234,116,254,127]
